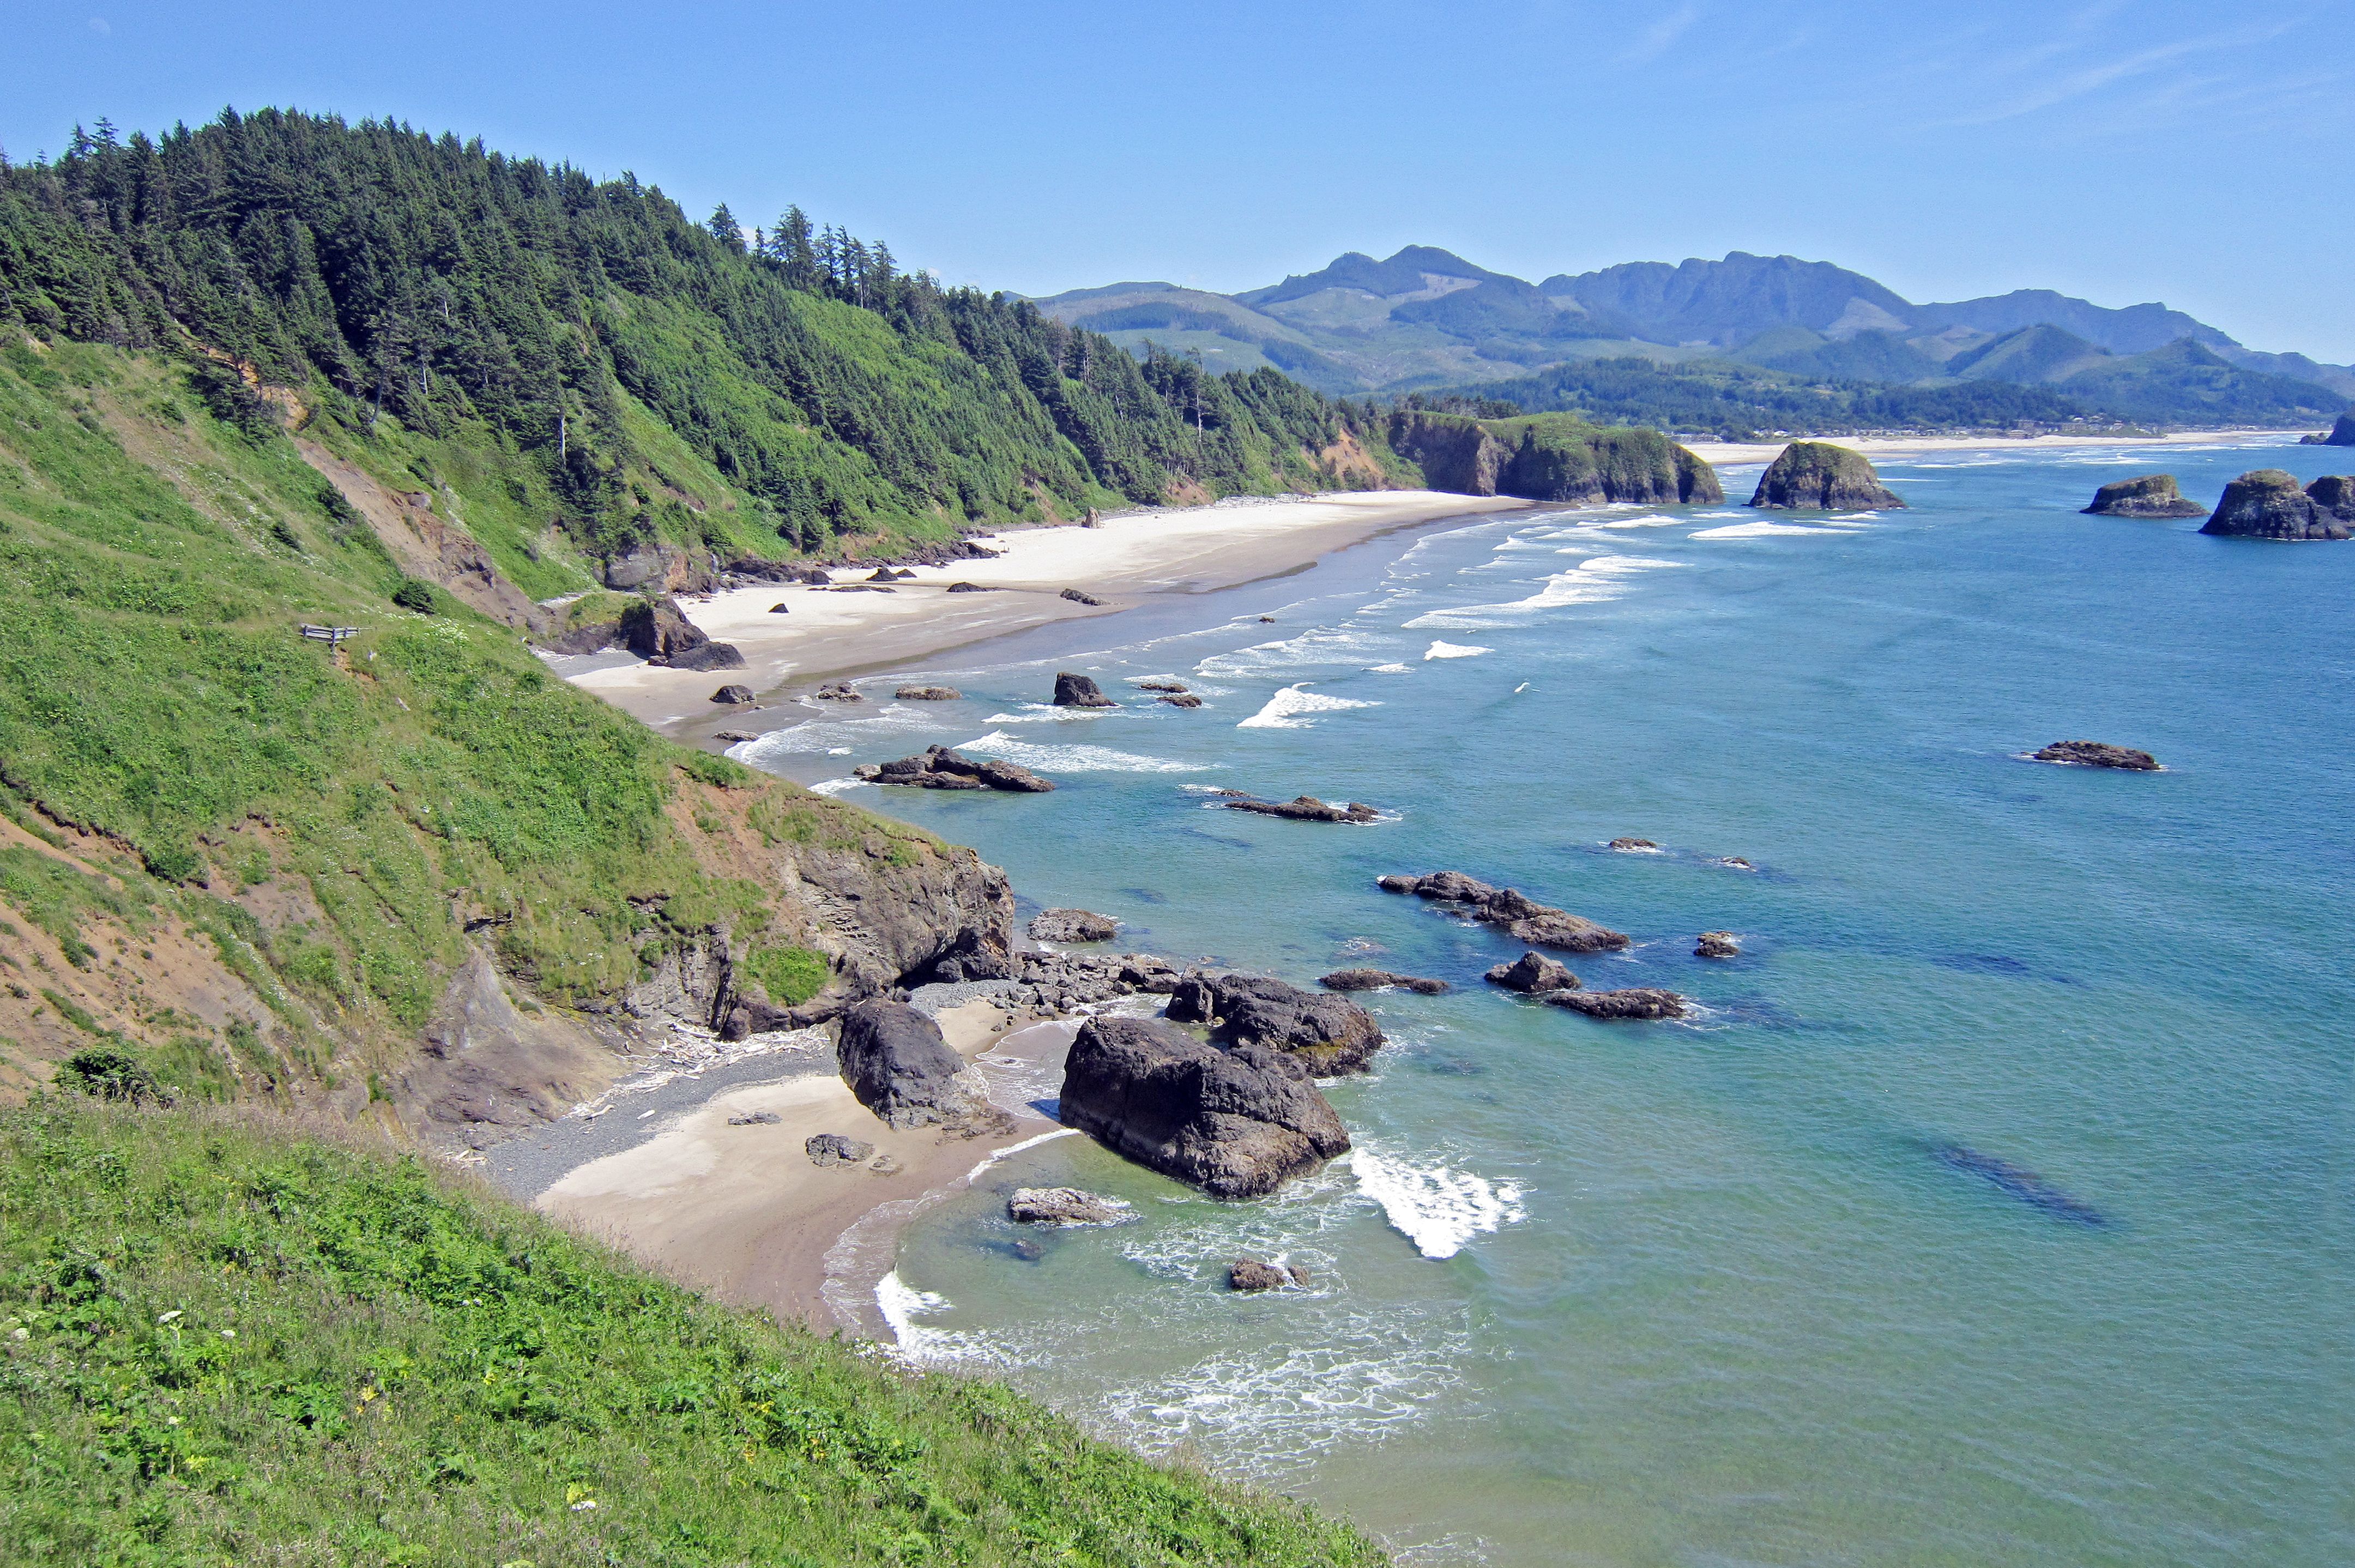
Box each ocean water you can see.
[737,440,2351,1566]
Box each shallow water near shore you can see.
[739,439,2351,1567]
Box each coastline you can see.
[554,489,1529,736]
[1685,427,2312,467]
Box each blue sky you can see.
[10,1,2352,357]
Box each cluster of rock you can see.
[1134,679,1202,709]
[868,567,917,582]
[1608,837,1658,852]
[1166,971,1386,1075]
[542,593,746,670]
[1748,442,1905,510]
[1059,1015,1351,1198]
[1378,870,1631,952]
[2200,469,2354,541]
[1482,948,1687,1019]
[1006,1187,1132,1226]
[1695,931,1741,959]
[1217,791,1378,823]
[2031,740,2159,771]
[1319,968,1448,994]
[1053,672,1117,707]
[1029,908,1117,943]
[1001,948,1186,1012]
[2081,474,2207,518]
[835,1000,1011,1136]
[855,746,1055,792]
[895,685,962,701]
[813,681,863,702]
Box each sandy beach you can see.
[558,489,1527,733]
[534,1002,1079,1329]
[1686,427,2311,467]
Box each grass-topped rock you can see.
[1747,441,1905,510]
[2082,474,2206,518]
[2200,469,2353,541]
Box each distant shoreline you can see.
[1686,428,2313,465]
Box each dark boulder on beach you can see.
[1319,968,1448,995]
[768,602,790,613]
[1223,794,1378,823]
[1695,931,1741,959]
[1484,952,1580,994]
[1053,671,1118,707]
[710,684,754,705]
[858,745,1055,792]
[619,595,744,668]
[1059,1015,1350,1198]
[1166,972,1386,1074]
[1545,987,1688,1020]
[1007,1187,1131,1226]
[805,1132,875,1166]
[1030,908,1118,943]
[2200,469,2353,541]
[714,730,757,743]
[836,1000,1006,1133]
[2031,740,2160,771]
[1380,870,1632,953]
[1061,588,1105,606]
[946,581,992,592]
[2082,474,2206,518]
[1748,442,1905,511]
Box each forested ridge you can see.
[0,108,1391,574]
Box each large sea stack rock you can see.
[1053,672,1118,707]
[2323,411,2355,446]
[2082,474,2206,518]
[1379,870,1631,953]
[835,999,1002,1131]
[1384,412,1722,504]
[1748,442,1906,511]
[2200,469,2353,541]
[1059,1015,1350,1197]
[1166,972,1385,1074]
[2308,475,2355,526]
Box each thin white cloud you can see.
[1620,2,1700,65]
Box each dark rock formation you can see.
[666,641,746,672]
[1608,837,1658,851]
[1545,988,1688,1020]
[2031,740,2160,771]
[711,684,754,705]
[1379,871,1631,952]
[1319,968,1448,995]
[1484,952,1580,994]
[1159,693,1203,709]
[1229,1257,1309,1291]
[1059,1015,1350,1197]
[2200,469,2353,541]
[1053,672,1117,707]
[1061,588,1106,606]
[1385,411,1723,505]
[835,999,1005,1132]
[1030,908,1117,943]
[946,581,992,593]
[856,745,1055,793]
[1223,794,1378,824]
[2308,474,2355,525]
[620,595,744,669]
[769,602,790,613]
[790,566,832,585]
[805,1132,875,1166]
[814,681,862,701]
[2322,412,2355,446]
[895,685,963,701]
[1164,972,1385,1074]
[867,567,915,582]
[1137,680,1189,693]
[2082,474,2206,518]
[714,729,757,743]
[1748,442,1905,510]
[727,1110,781,1125]
[1695,931,1741,959]
[1007,1187,1132,1225]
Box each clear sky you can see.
[9,1,2351,358]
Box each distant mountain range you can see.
[1034,248,2351,431]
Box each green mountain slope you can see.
[0,1099,1382,1565]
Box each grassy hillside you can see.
[0,1097,1384,1565]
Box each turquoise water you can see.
[738,441,2350,1566]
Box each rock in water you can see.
[1228,1257,1300,1292]
[1695,931,1741,959]
[1059,1015,1350,1197]
[2031,740,2160,771]
[1223,794,1379,823]
[1319,968,1449,994]
[710,683,754,705]
[1158,693,1204,709]
[2200,469,2353,541]
[2082,474,2207,518]
[1380,870,1632,953]
[1030,908,1118,943]
[835,1000,1006,1132]
[1052,671,1118,706]
[1747,442,1906,510]
[1545,988,1688,1020]
[1485,952,1580,994]
[2323,411,2355,446]
[1007,1186,1132,1226]
[895,685,963,700]
[859,745,1055,792]
[2309,475,2355,527]
[805,1132,875,1165]
[1164,972,1386,1074]
[1137,680,1188,693]
[1608,837,1659,851]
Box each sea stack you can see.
[2322,411,2355,446]
[2199,470,2353,541]
[1748,442,1906,511]
[1053,671,1118,707]
[2082,475,2206,518]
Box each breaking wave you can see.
[1349,1148,1526,1261]
[957,731,1206,772]
[1237,684,1379,729]
[1423,641,1490,660]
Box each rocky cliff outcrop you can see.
[2082,474,2206,518]
[1058,1015,1351,1197]
[1386,412,1722,506]
[1748,442,1905,510]
[1164,972,1386,1074]
[2199,470,2353,540]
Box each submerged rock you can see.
[1137,680,1189,693]
[805,1131,875,1165]
[1165,971,1386,1074]
[1223,794,1378,823]
[1030,908,1117,943]
[1319,968,1448,995]
[1484,952,1580,994]
[858,745,1055,792]
[1059,1015,1351,1198]
[1229,1257,1309,1292]
[1007,1186,1132,1226]
[2082,474,2206,518]
[1158,692,1204,709]
[836,1000,1008,1133]
[1052,671,1118,707]
[895,685,963,701]
[2200,469,2353,541]
[1545,988,1688,1020]
[1380,870,1631,953]
[2031,740,2160,771]
[1694,931,1741,959]
[1748,442,1905,511]
[1608,837,1659,852]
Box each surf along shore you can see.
[522,488,1526,1339]
[1686,427,2313,467]
[555,490,1529,739]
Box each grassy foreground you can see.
[0,1098,1386,1566]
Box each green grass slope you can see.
[0,1099,1384,1566]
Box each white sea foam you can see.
[806,777,869,795]
[957,731,1206,772]
[1404,554,1681,629]
[1237,684,1379,729]
[735,703,940,765]
[874,1272,1001,1366]
[1423,641,1490,661]
[1368,663,1412,674]
[1690,520,1850,539]
[1196,626,1399,682]
[1349,1149,1526,1260]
